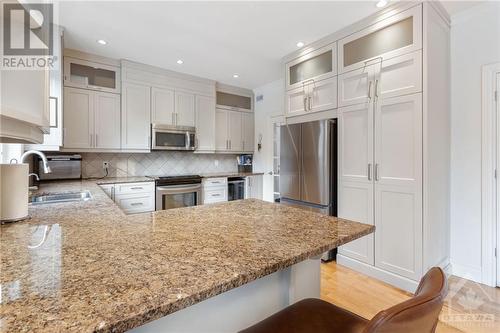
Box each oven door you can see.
[155,184,201,210]
[152,125,196,151]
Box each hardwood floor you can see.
[321,261,500,333]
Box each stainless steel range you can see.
[150,175,202,211]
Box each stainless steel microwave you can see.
[151,124,196,151]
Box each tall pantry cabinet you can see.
[282,2,450,292]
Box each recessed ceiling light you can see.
[233,74,239,78]
[96,39,107,45]
[177,59,184,65]
[376,0,388,8]
[296,41,305,48]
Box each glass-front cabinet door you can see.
[64,57,121,93]
[338,5,422,73]
[285,42,337,91]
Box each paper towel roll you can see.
[0,163,29,223]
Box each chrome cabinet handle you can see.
[308,95,312,110]
[368,81,373,100]
[374,79,379,99]
[90,134,93,147]
[212,193,221,197]
[130,187,143,190]
[375,164,380,181]
[303,96,307,111]
[95,134,98,147]
[130,202,143,206]
[368,163,372,181]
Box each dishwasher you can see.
[228,177,245,201]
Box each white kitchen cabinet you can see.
[285,42,337,91]
[338,51,421,108]
[228,111,243,152]
[175,91,195,127]
[63,87,93,149]
[121,82,151,150]
[63,87,120,149]
[64,56,120,94]
[374,94,422,280]
[215,108,252,153]
[202,177,228,204]
[151,87,175,125]
[245,175,263,200]
[242,112,254,153]
[338,6,422,73]
[195,95,216,152]
[94,92,121,149]
[285,74,337,117]
[337,102,374,265]
[215,108,229,151]
[100,182,155,214]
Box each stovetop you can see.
[147,175,202,186]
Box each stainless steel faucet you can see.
[28,173,40,181]
[20,150,52,173]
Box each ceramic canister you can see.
[0,163,29,223]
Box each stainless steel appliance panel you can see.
[280,198,330,215]
[228,177,245,201]
[38,155,82,180]
[155,184,201,210]
[279,123,301,201]
[301,121,330,206]
[152,124,196,151]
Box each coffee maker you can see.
[237,154,253,173]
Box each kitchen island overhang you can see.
[0,180,374,333]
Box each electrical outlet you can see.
[103,161,109,170]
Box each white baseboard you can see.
[450,262,482,283]
[337,255,419,293]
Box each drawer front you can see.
[202,177,228,188]
[115,193,155,214]
[114,182,154,195]
[203,187,228,204]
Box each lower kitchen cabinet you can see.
[99,182,155,214]
[202,177,228,204]
[245,175,263,200]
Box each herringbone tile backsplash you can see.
[81,152,238,178]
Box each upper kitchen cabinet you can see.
[216,90,252,112]
[338,6,422,73]
[285,43,337,91]
[195,95,216,152]
[64,55,121,94]
[175,91,195,127]
[286,76,337,117]
[151,87,175,125]
[121,82,151,150]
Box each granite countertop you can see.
[0,180,374,333]
[199,172,264,178]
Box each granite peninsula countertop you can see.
[0,180,374,333]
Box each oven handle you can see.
[156,184,202,194]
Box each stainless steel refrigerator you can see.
[280,119,337,219]
[280,119,337,260]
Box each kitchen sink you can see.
[30,191,92,205]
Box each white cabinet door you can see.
[195,95,216,151]
[151,87,175,125]
[94,92,121,149]
[245,175,263,199]
[309,76,337,112]
[228,111,243,152]
[337,103,375,265]
[175,91,195,127]
[99,184,115,199]
[285,87,308,117]
[377,51,422,100]
[63,87,93,148]
[215,108,229,151]
[338,64,376,107]
[242,112,254,152]
[374,94,422,280]
[121,82,151,150]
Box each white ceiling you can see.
[57,1,482,90]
